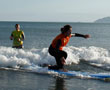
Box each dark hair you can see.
[15,24,19,27]
[61,25,72,34]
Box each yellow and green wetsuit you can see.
[11,30,25,48]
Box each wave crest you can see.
[0,46,110,70]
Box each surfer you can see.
[10,24,25,49]
[48,24,90,71]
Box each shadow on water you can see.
[49,77,67,90]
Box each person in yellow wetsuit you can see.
[10,24,25,49]
[48,25,90,71]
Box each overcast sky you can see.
[0,0,110,22]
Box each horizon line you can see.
[0,20,94,23]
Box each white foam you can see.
[64,46,110,69]
[0,46,110,70]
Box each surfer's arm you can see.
[21,33,25,41]
[10,33,13,40]
[71,33,90,38]
[56,39,61,50]
[18,32,25,42]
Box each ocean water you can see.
[0,21,110,90]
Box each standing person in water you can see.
[48,25,90,71]
[10,24,25,49]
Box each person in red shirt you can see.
[48,25,90,71]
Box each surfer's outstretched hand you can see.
[84,34,90,38]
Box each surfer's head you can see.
[61,25,72,36]
[15,24,20,31]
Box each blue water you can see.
[1,22,110,49]
[0,21,110,90]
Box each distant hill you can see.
[94,17,110,23]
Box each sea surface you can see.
[0,21,110,90]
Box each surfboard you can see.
[48,69,110,80]
[1,65,110,81]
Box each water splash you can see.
[0,46,110,70]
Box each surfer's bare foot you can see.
[59,68,68,72]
